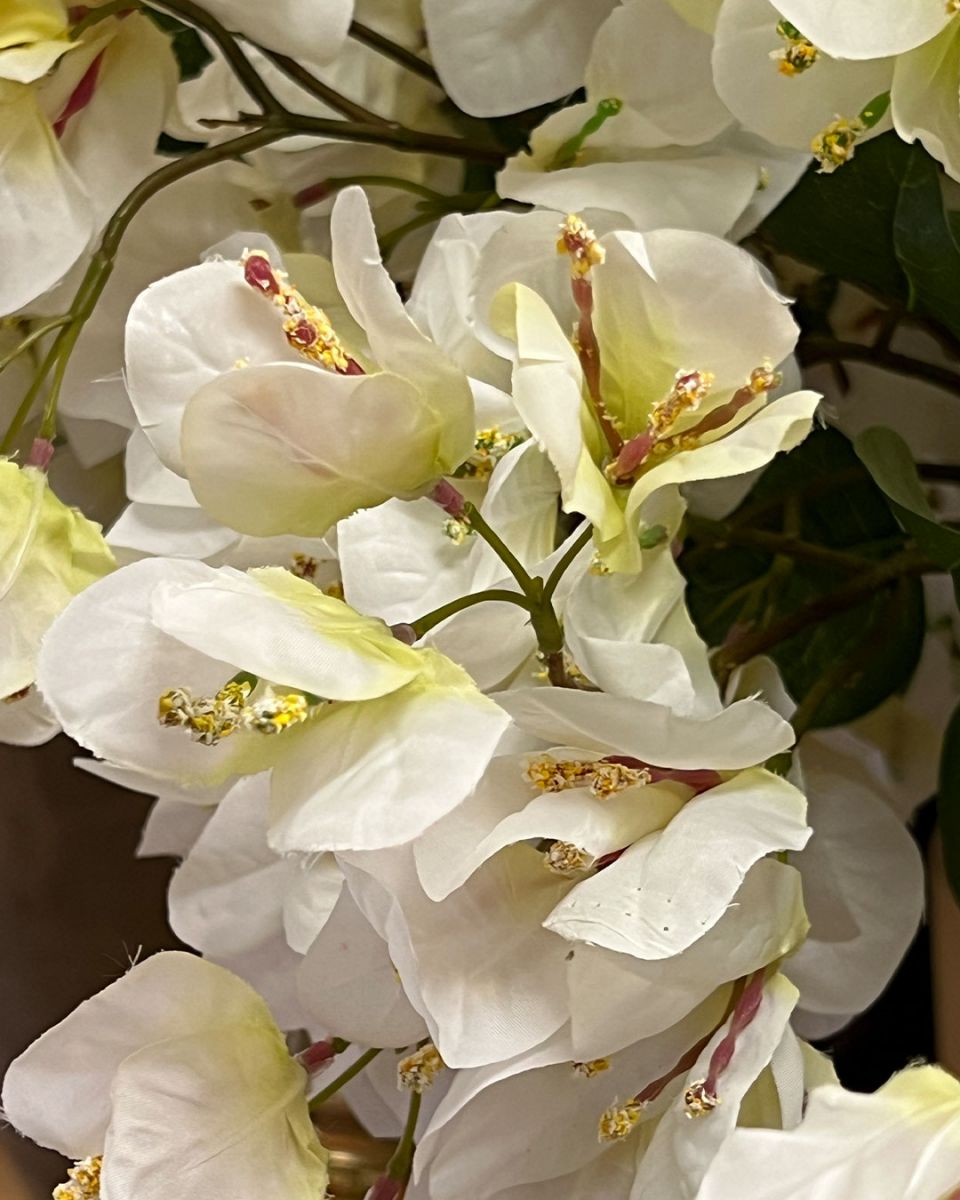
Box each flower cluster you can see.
[1,3,958,1199]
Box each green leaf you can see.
[938,700,960,904]
[854,425,960,569]
[682,428,926,728]
[892,144,960,341]
[760,134,960,340]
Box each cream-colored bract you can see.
[1,952,330,1200]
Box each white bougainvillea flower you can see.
[416,687,807,958]
[413,975,817,1200]
[339,439,559,690]
[126,188,475,537]
[497,0,807,238]
[0,461,114,700]
[345,734,807,1070]
[488,213,819,571]
[774,0,953,60]
[698,1064,960,1199]
[168,775,343,1029]
[37,557,509,850]
[0,0,72,83]
[1,952,329,1200]
[713,0,895,165]
[0,11,177,316]
[422,0,618,117]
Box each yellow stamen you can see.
[53,1156,102,1200]
[684,1079,721,1118]
[457,427,527,481]
[242,690,310,734]
[598,1099,644,1142]
[811,116,864,173]
[544,840,594,876]
[573,1058,611,1078]
[556,214,605,278]
[290,553,318,580]
[771,18,819,76]
[648,369,715,438]
[398,1043,445,1092]
[523,755,651,798]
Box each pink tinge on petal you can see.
[609,431,655,481]
[298,1039,338,1073]
[703,969,767,1096]
[294,181,334,210]
[53,51,105,139]
[364,1176,404,1200]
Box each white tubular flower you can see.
[698,1064,960,1199]
[497,0,807,238]
[1,953,330,1200]
[488,214,818,572]
[775,0,953,59]
[0,461,114,701]
[37,557,509,850]
[126,188,475,537]
[422,0,618,117]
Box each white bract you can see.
[498,0,808,238]
[37,557,509,851]
[1,952,330,1200]
[0,460,114,701]
[124,188,475,537]
[698,1064,960,1199]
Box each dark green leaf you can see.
[682,428,926,727]
[938,700,960,904]
[854,425,960,569]
[892,145,960,341]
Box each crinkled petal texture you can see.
[0,463,114,697]
[713,0,895,151]
[545,768,810,958]
[698,1065,960,1200]
[0,81,92,315]
[2,952,328,1200]
[775,0,952,59]
[199,0,353,62]
[422,0,618,117]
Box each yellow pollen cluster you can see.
[748,361,782,394]
[442,515,474,544]
[323,580,346,601]
[811,116,864,173]
[598,1099,644,1143]
[556,214,605,277]
[159,679,315,743]
[398,1043,445,1092]
[243,689,310,734]
[589,553,611,576]
[290,553,319,579]
[573,1057,611,1078]
[684,1079,721,1118]
[457,427,527,480]
[543,840,594,876]
[242,249,354,373]
[158,680,252,745]
[524,755,651,798]
[648,369,715,438]
[53,1156,102,1200]
[771,18,819,75]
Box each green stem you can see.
[0,317,71,376]
[145,0,284,113]
[386,1088,423,1183]
[252,47,391,125]
[465,504,538,600]
[308,1047,381,1111]
[411,588,532,639]
[543,523,593,601]
[378,209,443,258]
[349,20,441,87]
